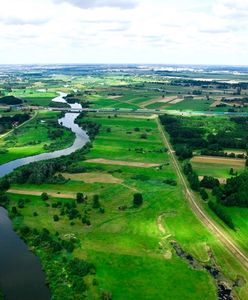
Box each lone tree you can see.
[133,193,143,208]
[76,192,85,204]
[92,195,100,209]
[41,192,49,201]
[53,215,59,222]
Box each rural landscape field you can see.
[1,0,248,299]
[0,64,248,300]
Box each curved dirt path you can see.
[157,213,172,260]
[156,117,248,270]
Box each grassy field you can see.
[166,98,214,111]
[10,89,57,106]
[83,115,168,164]
[0,111,74,165]
[202,195,248,260]
[7,114,248,299]
[191,161,245,178]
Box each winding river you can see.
[0,92,89,177]
[0,92,89,299]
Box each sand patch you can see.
[192,156,245,167]
[210,100,221,107]
[7,189,76,199]
[61,172,123,184]
[107,95,122,99]
[141,96,177,108]
[85,158,160,168]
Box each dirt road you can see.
[156,117,248,270]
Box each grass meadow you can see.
[7,114,248,299]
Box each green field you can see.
[166,99,213,111]
[191,161,245,178]
[1,67,248,299]
[10,89,58,106]
[0,111,74,165]
[83,115,167,163]
[7,114,248,299]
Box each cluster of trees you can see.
[48,128,64,139]
[201,149,246,159]
[9,160,66,185]
[0,113,30,134]
[160,115,248,156]
[220,172,248,207]
[0,95,22,105]
[65,93,91,108]
[0,193,9,208]
[174,145,193,160]
[16,226,96,298]
[76,116,101,140]
[183,163,200,191]
[183,163,235,229]
[44,193,104,226]
[160,115,206,151]
[208,201,235,229]
[8,138,94,185]
[200,176,220,189]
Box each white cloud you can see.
[52,0,138,9]
[0,0,247,64]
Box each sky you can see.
[0,0,247,65]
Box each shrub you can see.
[199,188,208,201]
[208,201,235,230]
[53,215,59,222]
[41,192,49,201]
[133,193,143,207]
[92,195,100,209]
[76,192,85,204]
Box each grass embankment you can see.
[0,111,74,165]
[7,114,248,299]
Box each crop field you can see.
[6,113,248,299]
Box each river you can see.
[0,92,89,177]
[0,92,89,299]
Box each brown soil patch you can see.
[141,96,177,108]
[85,158,160,168]
[61,172,123,184]
[7,189,76,199]
[107,95,122,99]
[192,156,245,167]
[169,98,184,104]
[210,100,221,108]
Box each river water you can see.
[0,92,89,177]
[0,92,89,299]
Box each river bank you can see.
[0,92,90,299]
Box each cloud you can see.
[53,0,138,9]
[0,0,248,64]
[1,16,50,26]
